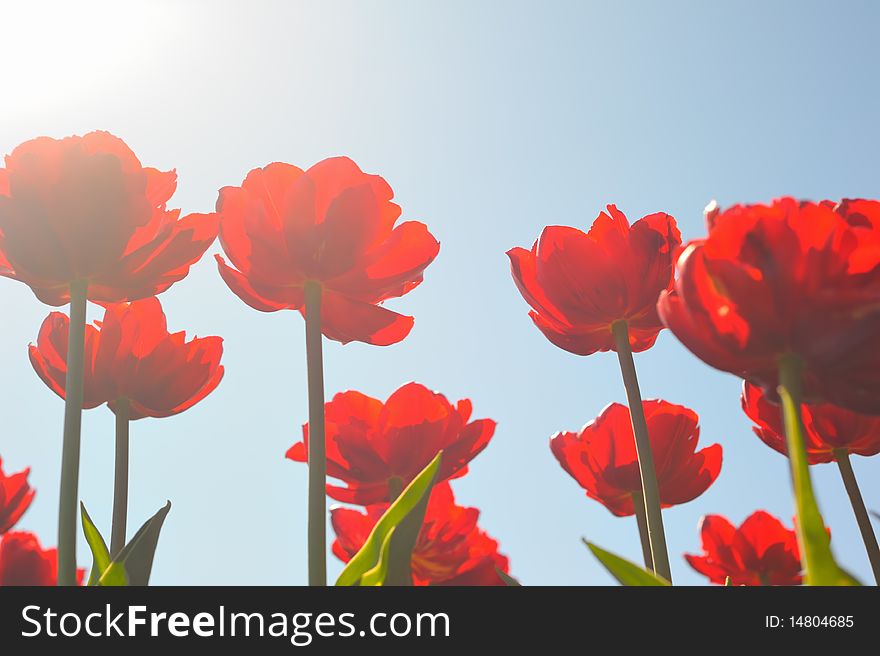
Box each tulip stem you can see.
[834,449,880,584]
[631,491,654,571]
[777,354,832,586]
[304,280,327,586]
[611,320,671,582]
[57,279,88,586]
[110,398,131,558]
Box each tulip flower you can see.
[29,297,223,555]
[509,205,681,580]
[551,400,721,570]
[507,205,680,357]
[287,382,495,505]
[0,531,84,586]
[658,198,880,414]
[742,382,880,583]
[0,459,35,534]
[217,157,438,585]
[659,197,880,584]
[685,512,805,586]
[331,482,510,586]
[0,131,218,305]
[0,131,218,584]
[215,157,440,346]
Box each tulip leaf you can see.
[99,501,171,587]
[383,467,440,586]
[495,567,521,586]
[584,540,670,586]
[336,453,442,586]
[98,562,128,586]
[777,366,859,587]
[80,503,111,586]
[360,528,396,586]
[724,576,732,587]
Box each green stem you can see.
[304,281,326,586]
[834,449,880,584]
[777,354,831,585]
[611,320,671,582]
[57,279,88,586]
[631,491,654,571]
[110,398,130,558]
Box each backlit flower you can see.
[29,297,224,419]
[0,458,34,534]
[685,512,804,586]
[286,382,495,504]
[0,131,218,305]
[215,157,439,345]
[550,400,721,516]
[507,205,680,355]
[741,382,880,464]
[658,197,880,414]
[331,482,510,585]
[0,531,84,586]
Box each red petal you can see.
[313,290,414,345]
[216,255,303,312]
[330,221,439,302]
[93,212,218,303]
[529,309,616,356]
[329,507,374,562]
[507,244,570,328]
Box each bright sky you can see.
[1,0,879,585]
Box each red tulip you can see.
[658,197,880,414]
[507,205,681,355]
[0,131,218,305]
[331,482,510,586]
[286,382,495,504]
[550,400,721,516]
[0,459,35,534]
[742,382,880,464]
[0,531,84,586]
[685,512,805,586]
[215,157,440,345]
[29,297,224,419]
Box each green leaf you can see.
[724,576,732,586]
[98,561,129,586]
[360,528,396,586]
[836,568,862,586]
[495,567,521,586]
[383,469,440,586]
[99,501,171,587]
[336,453,442,586]
[777,361,858,586]
[584,540,670,586]
[80,503,111,586]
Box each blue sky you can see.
[1,0,879,585]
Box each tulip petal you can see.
[331,221,439,302]
[686,512,803,586]
[329,481,509,586]
[216,255,304,312]
[314,290,414,346]
[529,309,616,356]
[507,244,570,328]
[0,462,36,534]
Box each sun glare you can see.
[2,1,170,116]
